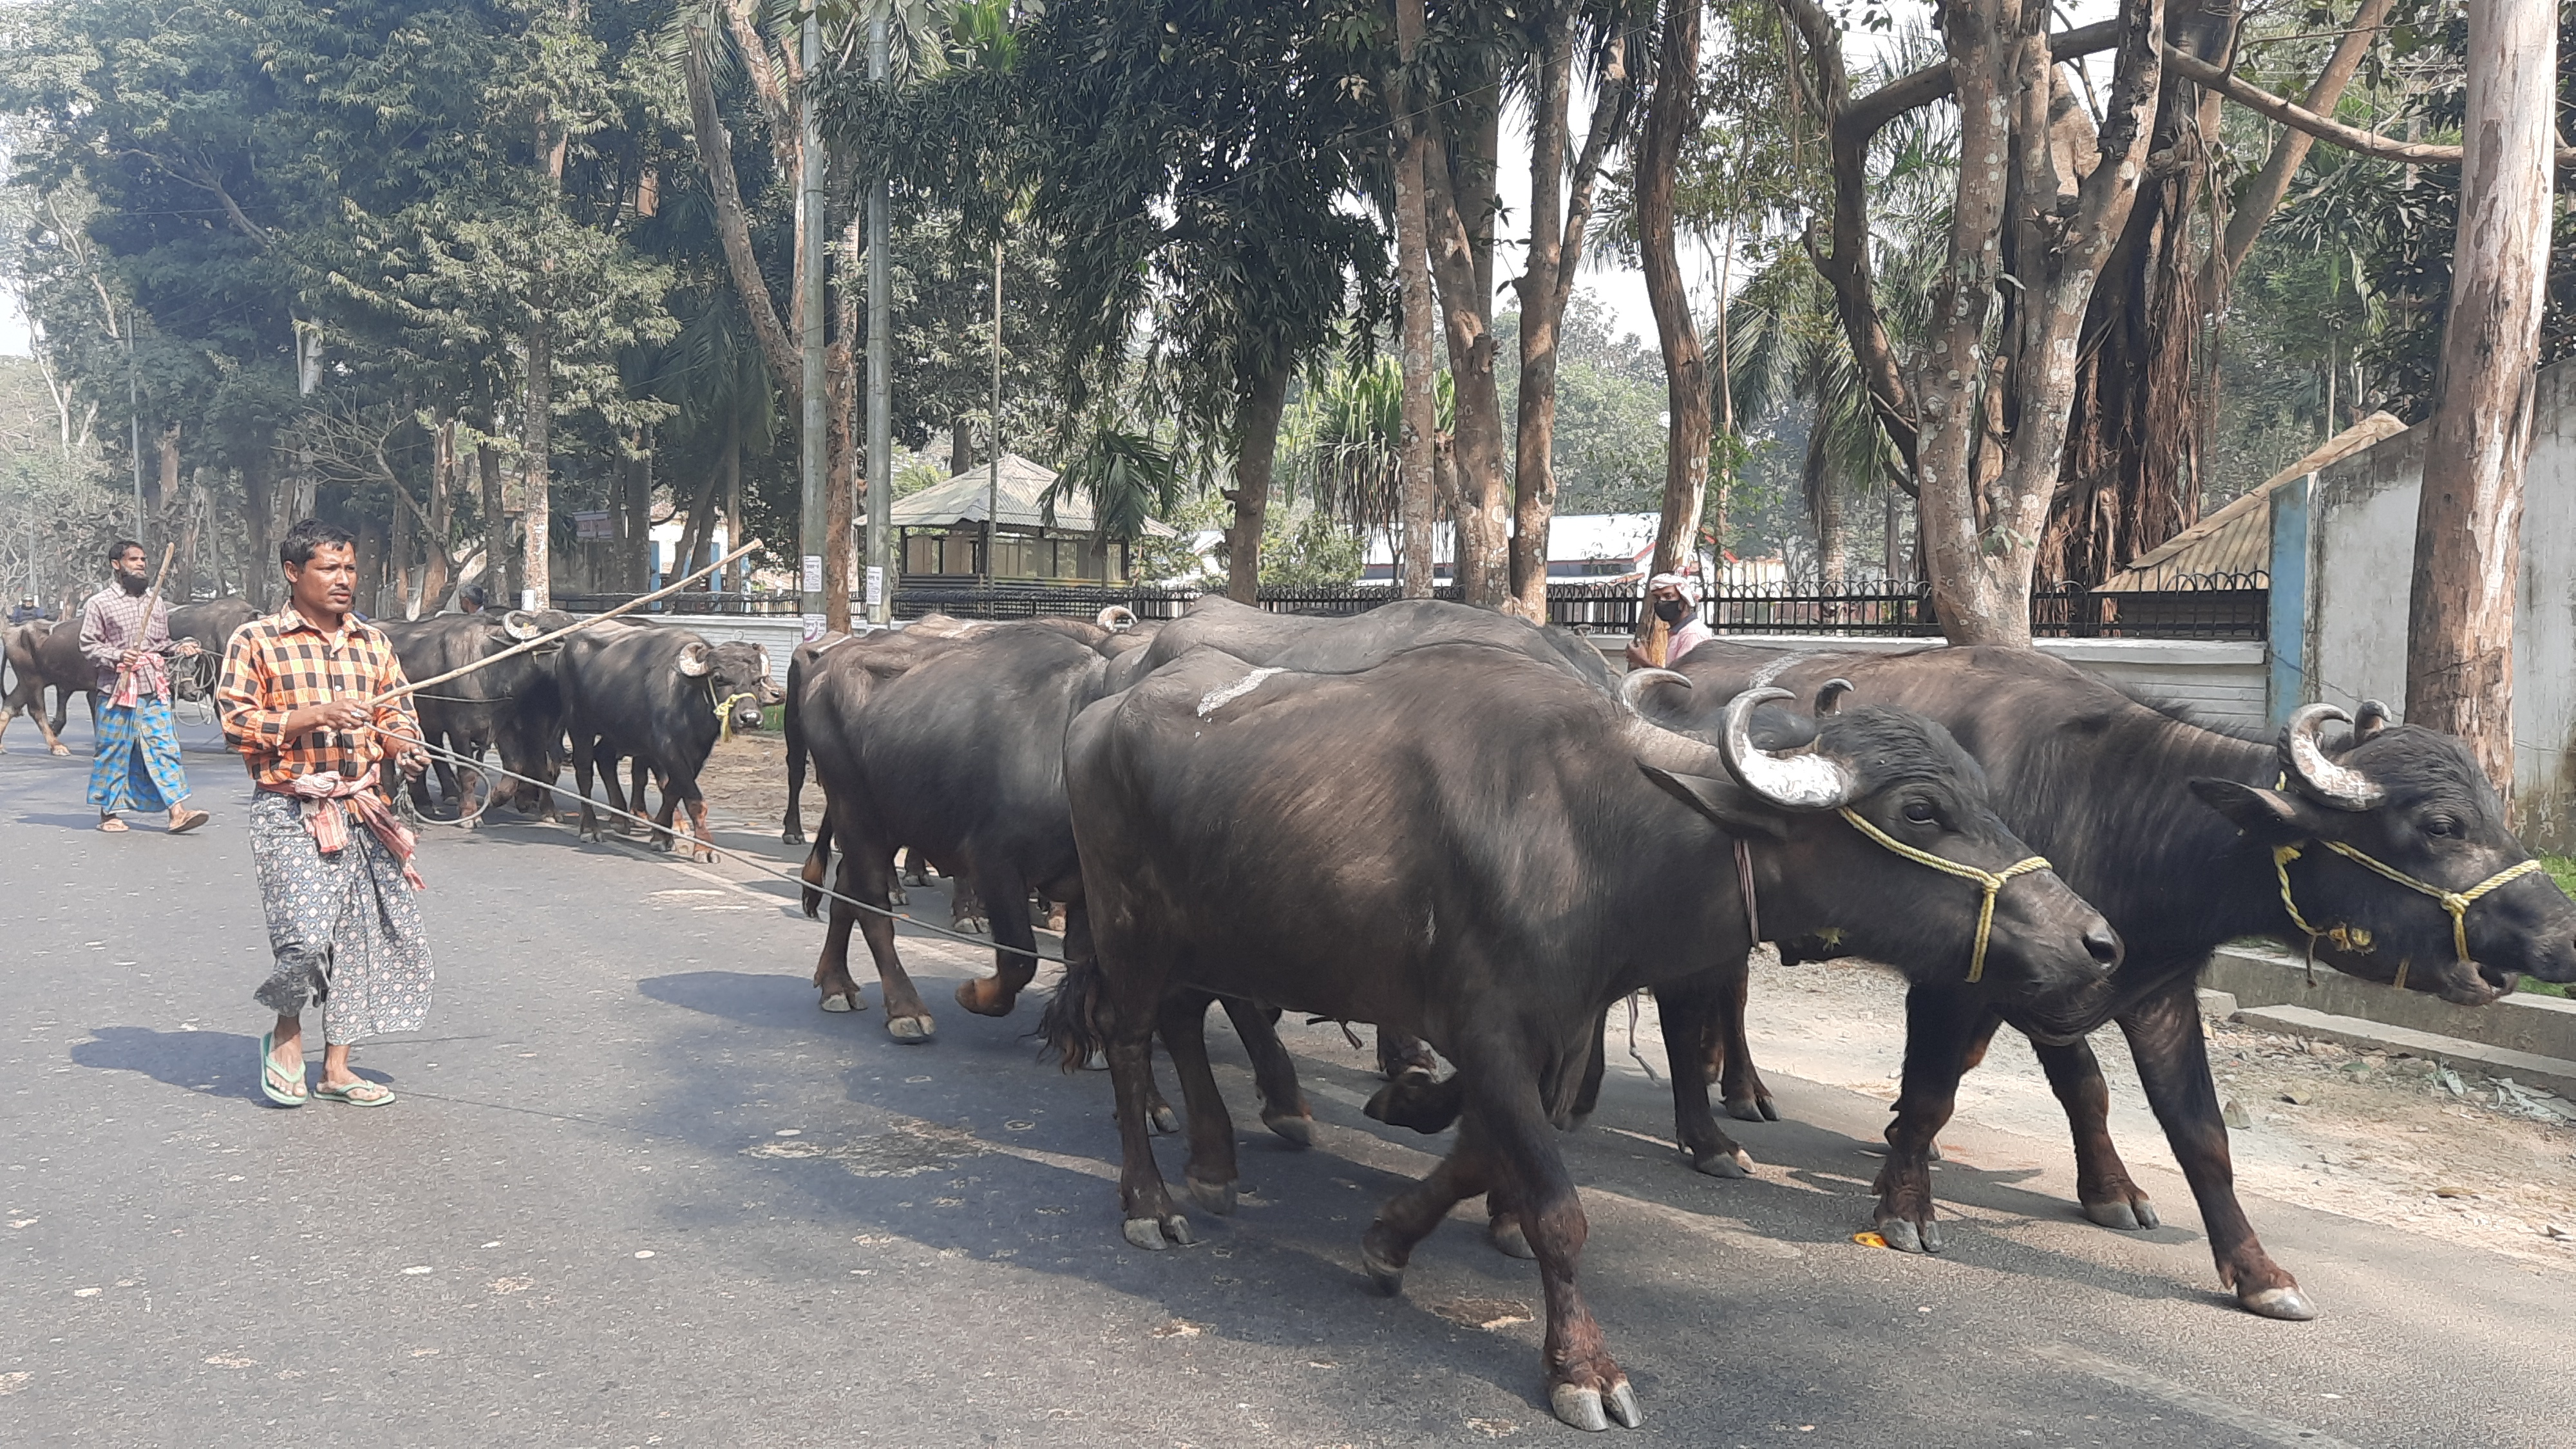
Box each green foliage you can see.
[1492,292,1669,515]
[1046,425,1182,544]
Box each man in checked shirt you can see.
[216,518,435,1108]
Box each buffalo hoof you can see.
[886,1013,936,1043]
[819,989,864,1014]
[1261,1108,1313,1150]
[1690,1147,1753,1179]
[1724,1094,1779,1123]
[2239,1284,2318,1321]
[1148,1100,1180,1135]
[1488,1214,1536,1261]
[1926,1141,1944,1163]
[1879,1216,1942,1255]
[2083,1197,2161,1231]
[782,828,805,846]
[955,978,1015,1017]
[1123,1213,1193,1251]
[1359,1242,1405,1294]
[1550,1380,1642,1433]
[1186,1176,1236,1215]
[888,884,907,907]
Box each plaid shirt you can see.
[78,587,179,699]
[216,607,422,791]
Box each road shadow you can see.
[68,1025,269,1103]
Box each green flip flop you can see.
[312,1078,395,1107]
[260,1032,308,1107]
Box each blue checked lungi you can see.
[87,699,190,814]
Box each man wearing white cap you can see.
[1625,572,1714,670]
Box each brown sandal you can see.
[167,809,211,835]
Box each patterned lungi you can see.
[247,790,433,1045]
[88,699,190,814]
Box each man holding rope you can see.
[215,519,433,1108]
[79,539,208,834]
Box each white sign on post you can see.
[801,612,826,643]
[520,589,536,612]
[864,565,885,612]
[801,554,824,594]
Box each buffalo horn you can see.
[1721,686,1857,811]
[1095,604,1138,632]
[676,641,715,678]
[2279,703,2383,810]
[1617,669,1737,780]
[2353,699,2392,743]
[1813,678,1854,715]
[502,609,544,642]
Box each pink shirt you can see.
[1665,618,1714,666]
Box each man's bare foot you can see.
[97,814,128,833]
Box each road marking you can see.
[2031,1343,2358,1448]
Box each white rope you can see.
[395,735,1065,963]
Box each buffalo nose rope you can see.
[1833,808,2052,984]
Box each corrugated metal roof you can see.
[880,453,1177,537]
[2095,412,2407,591]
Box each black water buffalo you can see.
[795,615,1186,1048]
[0,620,93,755]
[557,625,770,856]
[779,615,992,846]
[1054,644,2117,1431]
[378,609,565,819]
[164,597,259,701]
[1667,642,2576,1320]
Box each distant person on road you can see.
[79,540,208,835]
[453,582,485,614]
[216,518,433,1108]
[8,594,50,625]
[1624,573,1712,671]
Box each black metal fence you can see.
[558,571,2268,641]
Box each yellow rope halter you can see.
[1836,808,2052,983]
[2272,840,2543,990]
[715,691,762,743]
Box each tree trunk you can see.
[1222,360,1291,604]
[679,22,802,401]
[825,214,861,635]
[674,455,726,591]
[422,413,454,613]
[1639,0,1710,582]
[621,430,651,590]
[951,417,974,477]
[2213,0,2400,278]
[480,437,509,605]
[1388,0,1441,601]
[1509,8,1573,621]
[243,450,276,608]
[2405,0,2555,804]
[1416,105,1511,607]
[176,468,206,602]
[388,469,412,616]
[1807,423,1845,586]
[723,419,744,591]
[154,422,179,541]
[520,321,553,609]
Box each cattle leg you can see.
[810,836,867,1014]
[1698,949,1777,1121]
[1360,1119,1499,1290]
[2032,1036,2161,1231]
[1653,975,1752,1178]
[1099,957,1189,1247]
[570,735,604,840]
[1216,997,1312,1148]
[1875,983,2003,1255]
[2116,976,2313,1320]
[1460,1054,1638,1432]
[840,842,936,1041]
[956,865,1041,1017]
[1376,1030,1439,1081]
[1157,992,1243,1215]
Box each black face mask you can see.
[1653,598,1687,623]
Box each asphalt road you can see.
[4,712,2569,1448]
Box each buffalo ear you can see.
[1642,765,1789,840]
[2189,777,2333,844]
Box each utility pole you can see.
[128,310,144,545]
[984,239,1003,590]
[864,10,893,626]
[796,7,829,641]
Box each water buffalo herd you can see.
[779,595,2576,1431]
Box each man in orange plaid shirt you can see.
[216,518,435,1108]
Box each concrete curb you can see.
[2202,944,2576,1060]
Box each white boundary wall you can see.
[2302,359,2576,852]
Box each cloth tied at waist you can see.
[267,773,426,891]
[110,650,169,709]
